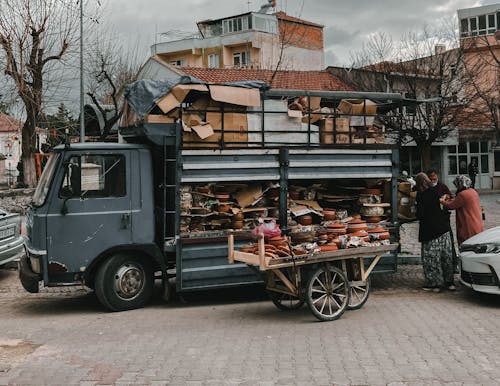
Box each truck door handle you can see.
[121,213,131,229]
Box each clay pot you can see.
[320,244,338,252]
[323,209,336,221]
[217,203,232,212]
[215,193,230,202]
[289,190,300,200]
[297,214,313,226]
[362,188,382,196]
[368,226,390,240]
[233,212,244,221]
[232,220,244,229]
[347,218,368,233]
[197,186,210,194]
[364,216,382,223]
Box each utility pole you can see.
[79,0,85,142]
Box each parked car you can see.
[0,209,25,267]
[459,226,500,294]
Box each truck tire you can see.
[95,253,153,311]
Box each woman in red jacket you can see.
[440,175,483,246]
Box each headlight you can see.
[460,243,500,254]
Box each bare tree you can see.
[85,33,141,140]
[341,26,472,170]
[0,0,79,186]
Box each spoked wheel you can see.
[267,267,304,311]
[348,277,371,310]
[306,264,350,321]
[268,291,305,311]
[347,259,371,310]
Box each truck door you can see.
[45,152,131,279]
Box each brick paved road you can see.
[2,264,500,385]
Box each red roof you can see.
[179,67,354,92]
[275,11,323,28]
[0,114,22,133]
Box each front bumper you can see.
[0,235,25,266]
[459,251,500,294]
[18,243,46,293]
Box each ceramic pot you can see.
[297,214,313,226]
[323,209,336,221]
[232,220,244,229]
[233,212,244,221]
[347,218,368,233]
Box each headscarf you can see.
[415,172,431,192]
[453,175,472,191]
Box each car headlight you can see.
[460,243,500,254]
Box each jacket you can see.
[416,187,450,242]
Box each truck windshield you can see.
[32,153,60,207]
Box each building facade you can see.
[150,10,324,71]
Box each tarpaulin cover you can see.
[125,76,268,118]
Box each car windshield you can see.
[32,153,60,207]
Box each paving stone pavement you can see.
[0,193,498,385]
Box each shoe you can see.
[447,285,456,291]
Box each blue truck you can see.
[19,80,403,311]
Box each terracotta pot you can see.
[364,216,382,223]
[233,212,244,221]
[320,244,338,252]
[289,190,300,200]
[215,193,230,202]
[323,209,336,221]
[362,188,382,196]
[197,186,210,194]
[347,218,368,233]
[297,214,313,226]
[217,203,232,212]
[232,220,244,229]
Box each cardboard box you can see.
[206,111,248,146]
[143,114,176,124]
[338,99,377,115]
[318,117,350,133]
[320,132,350,144]
[349,115,375,126]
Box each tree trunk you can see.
[21,120,37,188]
[419,142,432,172]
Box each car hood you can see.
[462,226,500,246]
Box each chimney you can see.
[434,44,446,55]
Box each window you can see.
[448,142,490,177]
[170,59,184,66]
[488,14,496,34]
[60,155,126,199]
[478,15,487,35]
[208,54,219,68]
[405,92,416,116]
[460,18,469,37]
[222,16,249,34]
[470,17,478,35]
[233,51,250,67]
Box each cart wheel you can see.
[347,277,371,310]
[269,291,305,311]
[307,265,349,321]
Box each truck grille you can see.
[461,270,498,286]
[0,226,15,241]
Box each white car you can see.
[459,226,500,294]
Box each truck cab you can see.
[20,143,163,310]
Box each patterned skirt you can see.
[421,231,454,288]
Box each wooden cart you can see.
[228,233,399,321]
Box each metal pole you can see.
[79,0,85,142]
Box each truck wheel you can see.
[95,254,153,311]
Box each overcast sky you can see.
[102,0,500,66]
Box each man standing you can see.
[468,159,479,189]
[427,169,452,198]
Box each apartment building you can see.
[150,9,324,71]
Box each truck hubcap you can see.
[114,263,144,299]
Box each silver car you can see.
[0,209,25,266]
[459,226,500,294]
